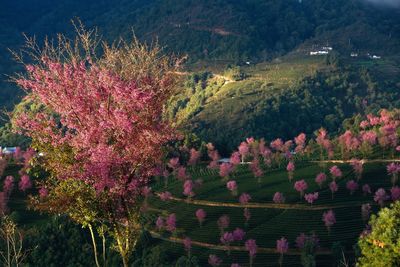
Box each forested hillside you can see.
[1,0,400,147]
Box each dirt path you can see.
[148,230,333,255]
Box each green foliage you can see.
[357,201,400,266]
[24,216,97,267]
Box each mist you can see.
[364,0,400,8]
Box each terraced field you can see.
[144,161,392,266]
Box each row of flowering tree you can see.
[10,25,180,267]
[145,110,399,266]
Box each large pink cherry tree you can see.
[11,27,179,267]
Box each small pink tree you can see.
[243,208,251,225]
[183,180,195,199]
[18,175,32,192]
[273,192,285,204]
[238,142,250,162]
[286,161,295,182]
[226,180,238,196]
[304,192,319,205]
[350,159,363,181]
[195,209,207,227]
[188,148,201,166]
[387,163,400,185]
[391,186,400,201]
[239,193,251,205]
[217,215,230,234]
[233,228,246,241]
[362,184,372,196]
[329,166,342,180]
[315,173,327,188]
[166,213,177,233]
[294,180,308,198]
[374,188,388,207]
[276,237,289,267]
[155,216,164,231]
[159,191,172,201]
[230,152,241,166]
[220,163,233,179]
[346,180,359,195]
[322,210,336,233]
[245,239,257,267]
[208,254,222,267]
[329,181,338,199]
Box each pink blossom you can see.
[362,184,372,195]
[294,180,308,197]
[166,214,176,232]
[195,209,206,226]
[226,180,238,196]
[3,176,14,194]
[233,228,246,241]
[315,173,327,188]
[208,254,222,267]
[329,181,338,198]
[386,163,399,175]
[286,161,295,172]
[391,186,400,201]
[18,174,32,192]
[220,232,234,245]
[220,163,233,178]
[226,180,237,191]
[367,114,380,126]
[231,264,240,267]
[350,159,363,180]
[346,180,359,195]
[217,215,230,231]
[183,180,195,197]
[322,210,336,231]
[360,120,369,129]
[156,216,164,230]
[159,191,172,201]
[188,148,201,165]
[276,237,289,254]
[245,239,258,257]
[168,157,180,169]
[177,166,189,181]
[361,204,371,222]
[374,188,389,207]
[238,142,250,159]
[361,131,377,145]
[270,138,284,152]
[39,187,49,198]
[304,192,319,204]
[294,133,306,153]
[239,193,251,204]
[273,192,285,204]
[329,166,342,179]
[230,152,241,166]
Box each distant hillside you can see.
[1,0,400,140]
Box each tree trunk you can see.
[88,224,101,267]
